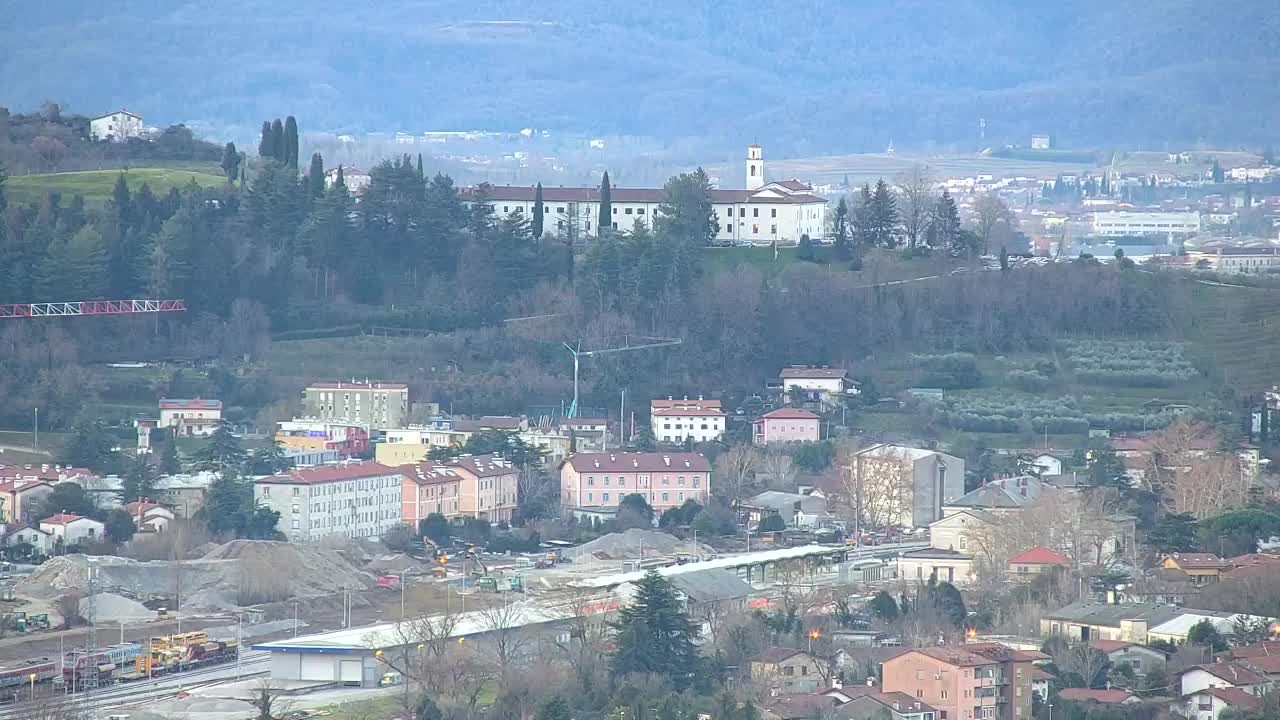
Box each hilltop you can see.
[3,1,1278,152]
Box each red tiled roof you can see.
[448,454,517,478]
[0,479,54,494]
[1089,639,1137,653]
[40,513,91,526]
[399,461,462,485]
[477,416,522,430]
[462,185,827,206]
[1057,688,1135,704]
[1223,640,1280,660]
[1199,686,1262,709]
[651,406,725,417]
[257,462,402,485]
[306,381,409,390]
[1240,655,1280,674]
[754,647,809,664]
[759,408,821,420]
[780,367,846,379]
[1189,662,1269,687]
[773,180,812,191]
[1031,668,1056,681]
[0,465,93,482]
[159,398,222,410]
[651,398,722,411]
[1008,546,1071,566]
[884,646,997,668]
[125,501,167,516]
[1165,553,1230,570]
[566,452,711,474]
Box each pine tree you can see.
[598,170,612,236]
[270,119,284,162]
[931,190,962,254]
[1211,159,1225,184]
[416,153,424,180]
[120,454,158,505]
[159,438,182,475]
[308,153,325,199]
[298,180,355,298]
[535,695,571,720]
[221,142,241,181]
[283,116,299,169]
[609,570,701,688]
[191,420,249,472]
[532,182,545,238]
[831,196,851,260]
[869,179,899,248]
[258,121,274,159]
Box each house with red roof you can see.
[753,408,821,445]
[159,398,223,437]
[1008,546,1072,580]
[1087,639,1168,674]
[2,523,52,557]
[1179,662,1272,697]
[39,513,105,546]
[125,501,175,533]
[1161,553,1230,585]
[1180,686,1262,720]
[560,452,710,517]
[0,478,55,524]
[650,396,725,444]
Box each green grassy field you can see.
[7,167,226,206]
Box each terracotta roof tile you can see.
[1008,546,1072,565]
[758,408,821,420]
[1057,688,1135,704]
[257,462,402,485]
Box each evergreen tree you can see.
[535,695,571,720]
[62,418,122,474]
[104,509,137,543]
[869,179,899,248]
[159,438,182,475]
[598,170,612,235]
[258,121,273,159]
[1211,159,1225,183]
[283,116,299,168]
[931,190,962,254]
[609,570,701,688]
[1245,181,1253,208]
[414,696,443,720]
[657,167,718,248]
[416,153,424,180]
[298,178,355,298]
[270,119,284,162]
[307,153,325,199]
[1000,246,1009,271]
[120,453,158,504]
[831,196,852,260]
[221,142,241,181]
[532,182,545,238]
[191,420,249,472]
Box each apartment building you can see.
[753,408,821,445]
[1091,211,1201,237]
[398,454,519,526]
[275,418,370,457]
[650,397,725,444]
[882,644,1035,720]
[560,452,711,515]
[301,381,409,431]
[253,462,404,542]
[852,444,965,528]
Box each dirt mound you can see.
[567,529,714,560]
[80,592,155,624]
[19,542,375,610]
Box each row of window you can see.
[585,475,700,488]
[584,490,688,504]
[722,223,779,235]
[726,207,778,218]
[260,476,401,498]
[660,423,718,430]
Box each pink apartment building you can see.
[400,454,519,525]
[753,408,821,445]
[560,452,711,514]
[882,644,1035,720]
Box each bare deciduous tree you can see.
[760,450,796,492]
[896,164,935,250]
[248,680,294,720]
[973,193,1015,255]
[1147,419,1251,518]
[715,445,762,502]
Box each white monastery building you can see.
[464,145,828,245]
[253,462,404,542]
[1091,211,1201,237]
[89,109,144,142]
[650,397,726,444]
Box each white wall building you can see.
[39,513,105,546]
[158,398,223,438]
[253,462,404,542]
[1092,211,1201,237]
[650,397,725,444]
[463,146,827,245]
[780,366,852,406]
[89,110,144,142]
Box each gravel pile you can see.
[79,592,155,624]
[567,529,714,560]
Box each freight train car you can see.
[62,642,144,683]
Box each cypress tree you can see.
[308,153,325,198]
[270,119,284,163]
[1211,159,1225,184]
[598,170,612,235]
[258,121,273,159]
[335,165,345,188]
[532,182,545,238]
[832,196,851,260]
[283,116,299,168]
[220,142,240,181]
[416,153,424,180]
[870,178,898,248]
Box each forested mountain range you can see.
[3,0,1278,153]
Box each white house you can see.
[1178,662,1271,698]
[39,513,105,546]
[462,145,827,245]
[650,397,725,444]
[125,501,174,533]
[780,366,853,406]
[3,524,52,556]
[89,109,144,142]
[1031,453,1063,476]
[159,398,223,438]
[1180,686,1264,720]
[324,166,372,195]
[253,461,404,542]
[1091,211,1201,238]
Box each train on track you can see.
[62,631,239,687]
[0,658,57,690]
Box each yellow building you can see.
[1160,553,1228,585]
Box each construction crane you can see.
[0,299,186,319]
[562,335,681,418]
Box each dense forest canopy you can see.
[3,1,1279,151]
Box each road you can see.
[0,651,270,720]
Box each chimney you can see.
[663,456,670,467]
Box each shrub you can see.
[1006,370,1051,392]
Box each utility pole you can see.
[33,407,38,454]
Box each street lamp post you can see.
[808,629,820,654]
[236,613,243,680]
[400,569,408,621]
[28,673,35,700]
